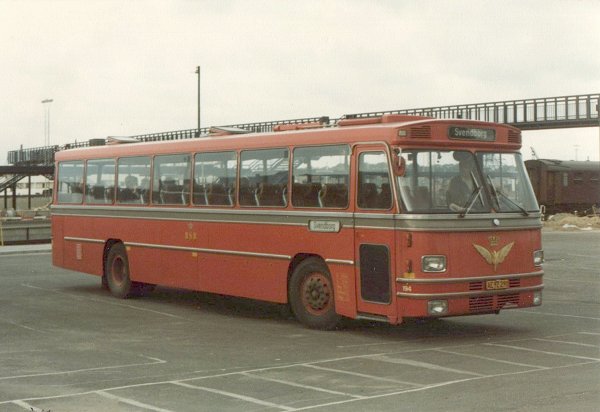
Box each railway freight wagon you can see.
[525,159,600,215]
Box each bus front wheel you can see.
[289,258,341,330]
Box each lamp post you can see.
[41,98,53,146]
[195,66,201,136]
[597,103,600,164]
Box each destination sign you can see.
[448,126,496,141]
[309,220,341,233]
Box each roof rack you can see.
[106,136,140,145]
[208,126,251,136]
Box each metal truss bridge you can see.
[5,92,600,174]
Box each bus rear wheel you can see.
[289,258,341,330]
[105,243,153,298]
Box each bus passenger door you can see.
[353,146,396,321]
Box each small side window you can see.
[117,157,151,205]
[292,145,350,208]
[194,152,237,206]
[240,148,289,207]
[152,154,192,205]
[358,152,392,210]
[85,159,115,204]
[57,161,84,204]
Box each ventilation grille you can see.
[410,126,431,138]
[469,281,484,291]
[498,294,520,308]
[508,130,521,144]
[469,293,521,312]
[469,296,493,312]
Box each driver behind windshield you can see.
[447,152,477,211]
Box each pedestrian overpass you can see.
[7,92,599,168]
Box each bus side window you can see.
[292,145,350,209]
[85,158,115,204]
[153,154,191,206]
[240,148,289,207]
[357,152,392,210]
[194,151,237,207]
[117,156,151,205]
[57,161,84,204]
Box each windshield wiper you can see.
[496,189,530,216]
[459,185,483,218]
[486,174,502,209]
[485,174,528,216]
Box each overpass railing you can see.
[7,93,599,166]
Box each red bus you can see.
[52,114,544,329]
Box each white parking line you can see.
[285,361,600,411]
[301,364,422,387]
[372,355,486,377]
[433,349,549,370]
[21,283,188,320]
[173,381,297,410]
[533,337,600,348]
[241,371,364,399]
[485,343,600,362]
[97,391,175,412]
[12,400,43,411]
[579,332,600,336]
[0,355,166,381]
[0,317,48,333]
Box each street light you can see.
[195,66,201,136]
[41,98,53,146]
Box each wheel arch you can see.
[287,253,326,284]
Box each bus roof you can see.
[55,117,521,162]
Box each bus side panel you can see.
[51,215,64,268]
[57,215,105,276]
[199,220,356,307]
[199,219,290,303]
[330,264,357,319]
[87,216,203,291]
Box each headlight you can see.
[422,255,447,273]
[533,250,544,266]
[428,300,448,315]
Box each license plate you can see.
[486,279,509,290]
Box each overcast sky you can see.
[1,0,599,165]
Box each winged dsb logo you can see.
[473,241,515,272]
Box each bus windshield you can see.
[397,150,539,214]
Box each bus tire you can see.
[105,243,136,299]
[101,274,109,290]
[289,258,341,330]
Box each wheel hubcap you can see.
[302,272,332,315]
[111,257,125,285]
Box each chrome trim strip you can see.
[64,236,105,244]
[53,206,543,232]
[64,236,292,261]
[356,313,389,323]
[396,284,544,299]
[124,241,292,261]
[393,213,543,232]
[325,258,355,266]
[396,270,544,284]
[52,204,356,219]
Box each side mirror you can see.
[392,148,406,176]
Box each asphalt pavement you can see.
[0,229,598,411]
